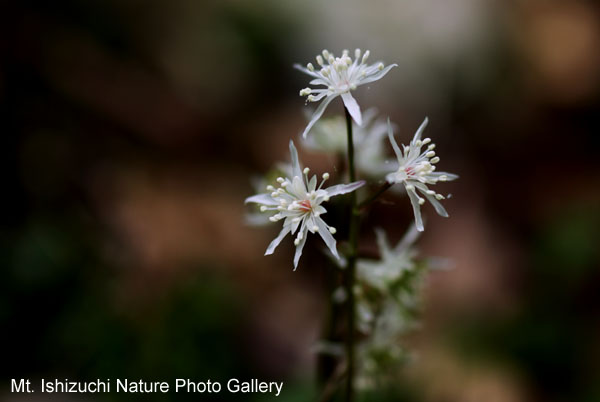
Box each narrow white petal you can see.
[406,186,424,232]
[265,226,291,255]
[413,182,449,217]
[324,180,365,197]
[289,140,303,179]
[341,92,362,126]
[293,230,308,270]
[359,64,397,85]
[424,192,449,217]
[308,174,317,192]
[394,223,421,253]
[316,217,339,259]
[386,118,403,161]
[293,63,320,78]
[291,175,307,197]
[245,193,278,206]
[431,171,459,181]
[302,95,337,138]
[374,227,391,254]
[413,117,429,142]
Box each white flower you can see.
[357,225,420,292]
[301,108,390,178]
[294,49,397,138]
[385,118,458,231]
[245,140,365,269]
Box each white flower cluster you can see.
[245,141,364,269]
[295,49,396,138]
[246,48,458,267]
[245,47,457,392]
[354,226,425,389]
[385,118,458,231]
[321,225,430,389]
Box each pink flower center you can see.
[298,200,312,212]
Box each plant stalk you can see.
[344,107,358,402]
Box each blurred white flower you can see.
[385,118,458,231]
[357,225,420,292]
[295,49,397,138]
[301,108,390,178]
[245,141,365,269]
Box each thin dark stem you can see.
[317,263,339,386]
[358,182,393,209]
[344,107,358,402]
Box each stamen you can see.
[329,227,337,234]
[362,50,370,63]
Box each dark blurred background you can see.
[1,0,599,401]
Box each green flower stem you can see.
[344,107,358,402]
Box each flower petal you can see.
[394,223,421,253]
[245,193,278,206]
[406,185,424,232]
[359,63,397,85]
[424,192,449,217]
[386,118,403,162]
[293,230,308,270]
[413,117,429,142]
[341,92,362,126]
[302,95,337,138]
[324,180,365,197]
[374,227,391,254]
[316,217,339,259]
[291,175,307,198]
[265,226,291,255]
[293,63,320,78]
[430,171,459,181]
[288,140,303,179]
[413,182,449,217]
